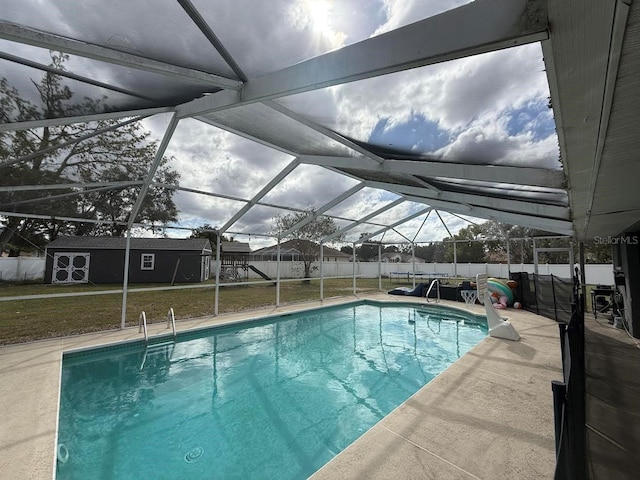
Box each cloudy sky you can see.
[2,0,559,249]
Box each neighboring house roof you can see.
[46,236,212,252]
[221,241,252,253]
[374,252,426,263]
[252,239,350,258]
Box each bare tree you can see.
[272,209,342,280]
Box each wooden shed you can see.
[44,237,212,284]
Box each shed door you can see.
[52,253,90,283]
[202,255,210,281]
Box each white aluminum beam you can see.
[0,181,142,193]
[299,155,382,171]
[279,183,366,238]
[177,0,247,82]
[1,184,133,207]
[436,210,454,238]
[412,211,432,242]
[151,183,390,229]
[391,227,412,243]
[385,159,565,190]
[322,198,405,242]
[0,21,242,90]
[0,107,173,132]
[401,174,442,193]
[359,207,433,243]
[126,113,180,228]
[1,116,150,168]
[195,115,297,156]
[0,51,154,101]
[264,101,383,164]
[401,193,574,235]
[301,155,565,189]
[0,210,119,226]
[581,1,629,236]
[178,0,548,117]
[219,159,300,233]
[365,180,570,219]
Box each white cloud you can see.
[434,122,560,168]
[3,0,560,245]
[373,0,471,36]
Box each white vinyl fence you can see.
[244,261,615,286]
[0,257,615,286]
[0,257,46,281]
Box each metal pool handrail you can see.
[425,279,440,303]
[138,311,148,341]
[167,308,176,337]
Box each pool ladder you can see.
[138,308,177,342]
[139,308,177,369]
[140,339,175,370]
[167,308,177,338]
[138,311,148,341]
[425,279,440,303]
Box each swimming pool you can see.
[56,301,487,479]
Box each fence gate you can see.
[52,253,90,283]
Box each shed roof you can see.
[46,237,212,252]
[252,239,349,258]
[221,242,251,253]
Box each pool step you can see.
[140,341,175,370]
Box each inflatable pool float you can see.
[487,278,514,305]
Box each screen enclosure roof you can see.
[2,0,639,244]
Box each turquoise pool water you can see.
[56,301,487,479]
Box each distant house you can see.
[372,252,426,263]
[251,239,350,262]
[44,237,212,284]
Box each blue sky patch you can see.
[368,114,451,154]
[506,101,556,141]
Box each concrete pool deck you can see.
[0,295,562,479]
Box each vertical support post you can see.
[378,243,382,291]
[352,242,357,295]
[533,237,539,274]
[120,228,132,329]
[120,113,179,329]
[320,242,324,301]
[411,242,416,288]
[276,238,281,307]
[453,240,458,279]
[214,233,221,316]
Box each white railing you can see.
[167,308,176,337]
[425,279,440,303]
[138,311,148,341]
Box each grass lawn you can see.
[2,277,593,345]
[0,277,415,345]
